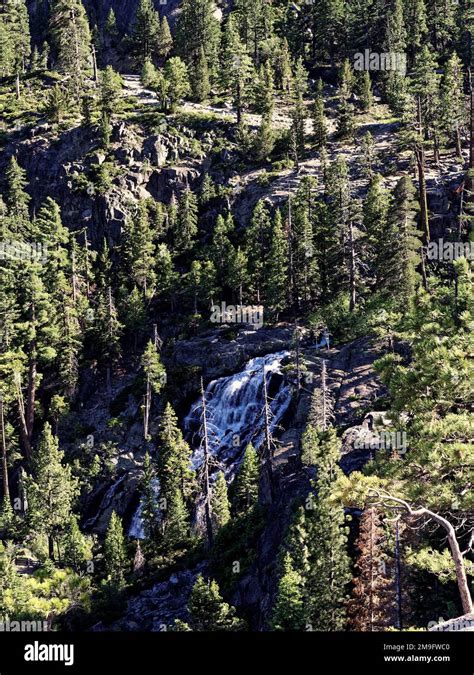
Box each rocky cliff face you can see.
[93,334,390,630]
[26,0,222,33]
[85,0,183,30]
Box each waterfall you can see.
[128,350,292,538]
[184,351,292,472]
[128,478,160,539]
[84,474,126,530]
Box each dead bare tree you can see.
[308,359,334,430]
[368,489,473,615]
[199,377,214,547]
[259,366,275,505]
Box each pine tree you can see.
[337,99,355,140]
[62,515,92,573]
[305,429,351,631]
[44,85,66,125]
[201,175,217,206]
[232,444,259,515]
[104,8,118,39]
[5,157,30,227]
[141,452,159,541]
[141,340,166,440]
[141,58,158,88]
[99,66,123,117]
[210,214,232,287]
[211,471,231,533]
[187,575,245,630]
[155,243,178,307]
[157,403,194,524]
[290,178,319,309]
[185,260,217,314]
[0,0,31,77]
[245,200,272,303]
[223,18,253,124]
[337,58,355,139]
[410,45,440,152]
[348,507,396,631]
[253,114,275,161]
[164,57,190,112]
[132,0,160,62]
[362,173,392,293]
[34,197,70,291]
[192,46,211,103]
[26,423,78,560]
[228,246,248,306]
[265,210,288,320]
[290,94,306,165]
[50,0,91,97]
[276,37,293,97]
[16,264,59,459]
[405,0,428,63]
[165,488,190,545]
[312,0,346,61]
[104,511,127,586]
[175,186,198,252]
[123,202,156,297]
[360,131,375,179]
[157,17,173,58]
[386,175,422,304]
[426,0,456,58]
[177,0,220,85]
[357,71,373,112]
[312,82,327,150]
[254,62,274,118]
[270,551,305,631]
[94,285,122,390]
[439,53,466,157]
[383,0,406,73]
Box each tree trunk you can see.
[48,536,55,561]
[348,220,357,312]
[26,350,37,443]
[294,322,301,399]
[16,377,32,462]
[260,367,274,505]
[373,492,473,616]
[395,519,403,630]
[200,378,213,548]
[0,398,10,504]
[415,98,430,247]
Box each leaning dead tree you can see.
[368,489,473,615]
[259,366,276,506]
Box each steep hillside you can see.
[0,0,472,638]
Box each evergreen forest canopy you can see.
[0,0,472,632]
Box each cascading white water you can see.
[128,478,160,539]
[84,474,126,530]
[128,351,292,538]
[184,351,292,472]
